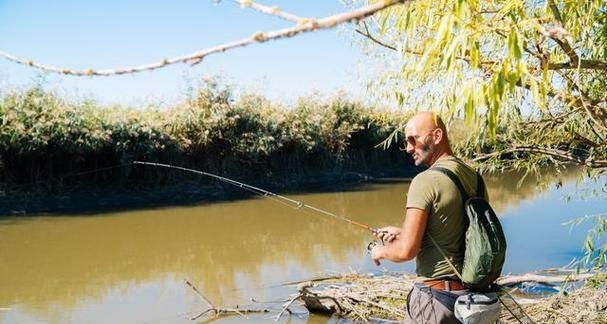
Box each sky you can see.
[0,1,369,106]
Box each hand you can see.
[374,226,401,243]
[371,245,383,266]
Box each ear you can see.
[432,128,444,145]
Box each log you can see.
[496,273,596,286]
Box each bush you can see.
[0,85,411,186]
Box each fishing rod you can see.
[133,161,381,235]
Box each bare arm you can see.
[371,207,428,265]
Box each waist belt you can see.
[423,279,465,291]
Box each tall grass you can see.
[0,84,411,188]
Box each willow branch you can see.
[548,59,607,71]
[545,0,579,63]
[355,22,398,51]
[504,61,607,131]
[520,108,581,126]
[355,22,496,68]
[0,0,408,76]
[472,145,607,168]
[232,0,304,23]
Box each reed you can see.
[0,85,411,188]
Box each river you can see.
[0,169,605,323]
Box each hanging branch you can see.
[471,145,607,168]
[355,22,399,51]
[354,21,497,68]
[548,59,607,71]
[545,0,579,64]
[0,0,409,76]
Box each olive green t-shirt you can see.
[406,156,488,279]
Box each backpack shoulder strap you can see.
[431,167,470,203]
[476,173,486,198]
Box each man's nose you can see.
[406,143,414,154]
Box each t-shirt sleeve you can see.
[406,172,436,212]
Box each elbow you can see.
[397,250,417,262]
[396,244,419,261]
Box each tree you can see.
[353,0,607,268]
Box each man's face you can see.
[404,125,435,167]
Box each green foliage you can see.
[352,0,607,270]
[0,85,408,184]
[585,272,607,289]
[351,0,607,172]
[564,213,607,271]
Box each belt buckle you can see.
[444,280,451,291]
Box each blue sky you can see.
[0,1,367,105]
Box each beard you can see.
[413,139,434,166]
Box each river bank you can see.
[244,271,607,323]
[0,86,421,216]
[0,165,420,216]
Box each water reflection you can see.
[0,168,603,323]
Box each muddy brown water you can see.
[0,169,604,323]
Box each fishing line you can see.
[132,161,379,235]
[61,163,133,179]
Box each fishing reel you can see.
[366,229,394,253]
[366,239,384,253]
[366,233,388,253]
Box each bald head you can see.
[404,111,452,166]
[405,111,448,137]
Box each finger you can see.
[377,230,389,239]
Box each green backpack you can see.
[430,167,507,291]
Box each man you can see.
[371,111,487,323]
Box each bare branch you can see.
[496,273,595,286]
[185,279,215,310]
[274,294,300,321]
[185,279,269,321]
[232,0,304,23]
[0,0,409,76]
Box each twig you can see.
[347,295,407,318]
[232,0,304,23]
[0,0,409,76]
[185,279,215,309]
[274,294,300,321]
[341,296,368,321]
[191,309,216,321]
[278,273,367,287]
[355,22,398,51]
[185,279,269,321]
